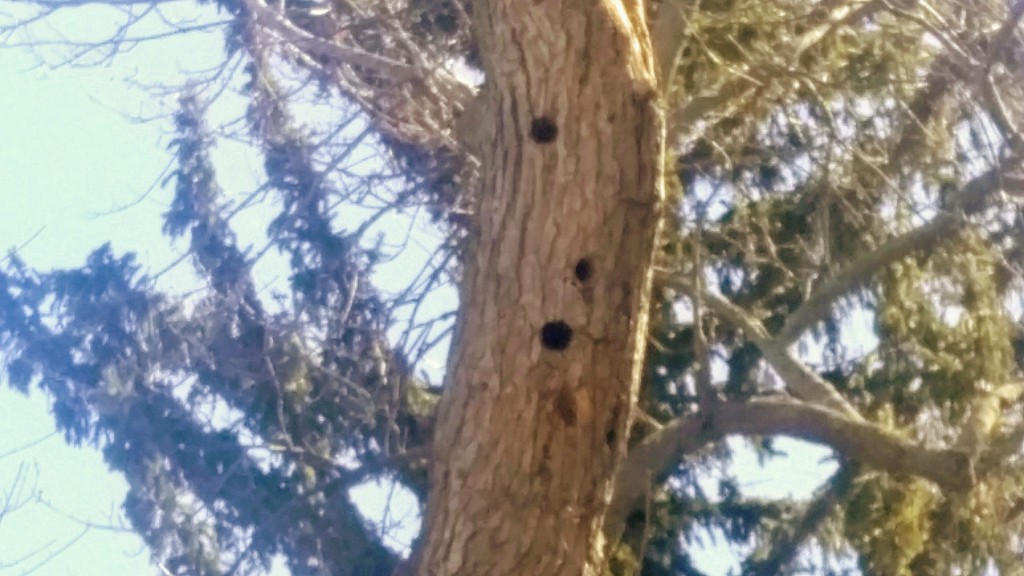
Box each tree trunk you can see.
[419,1,664,574]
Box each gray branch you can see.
[776,160,1021,346]
[649,0,693,88]
[242,0,420,81]
[700,290,861,419]
[606,398,972,540]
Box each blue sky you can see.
[0,6,431,573]
[0,7,226,574]
[0,27,187,576]
[0,6,280,574]
[0,4,844,575]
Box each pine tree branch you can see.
[667,0,888,140]
[696,288,861,419]
[772,0,1024,345]
[608,398,973,541]
[775,158,1022,347]
[744,463,859,576]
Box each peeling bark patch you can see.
[573,258,592,282]
[529,116,558,143]
[554,388,577,426]
[540,321,573,350]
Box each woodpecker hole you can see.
[540,321,573,350]
[605,428,617,446]
[574,258,592,282]
[626,509,646,528]
[530,117,558,143]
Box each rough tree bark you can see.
[419,0,665,574]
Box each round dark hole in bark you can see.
[626,509,646,528]
[605,428,617,446]
[540,321,573,350]
[574,258,592,282]
[530,117,558,143]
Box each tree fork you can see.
[418,0,665,574]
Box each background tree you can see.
[3,0,1024,574]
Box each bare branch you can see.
[241,0,419,82]
[0,432,55,461]
[16,0,179,5]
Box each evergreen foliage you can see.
[4,0,1024,574]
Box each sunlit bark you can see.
[419,1,664,574]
